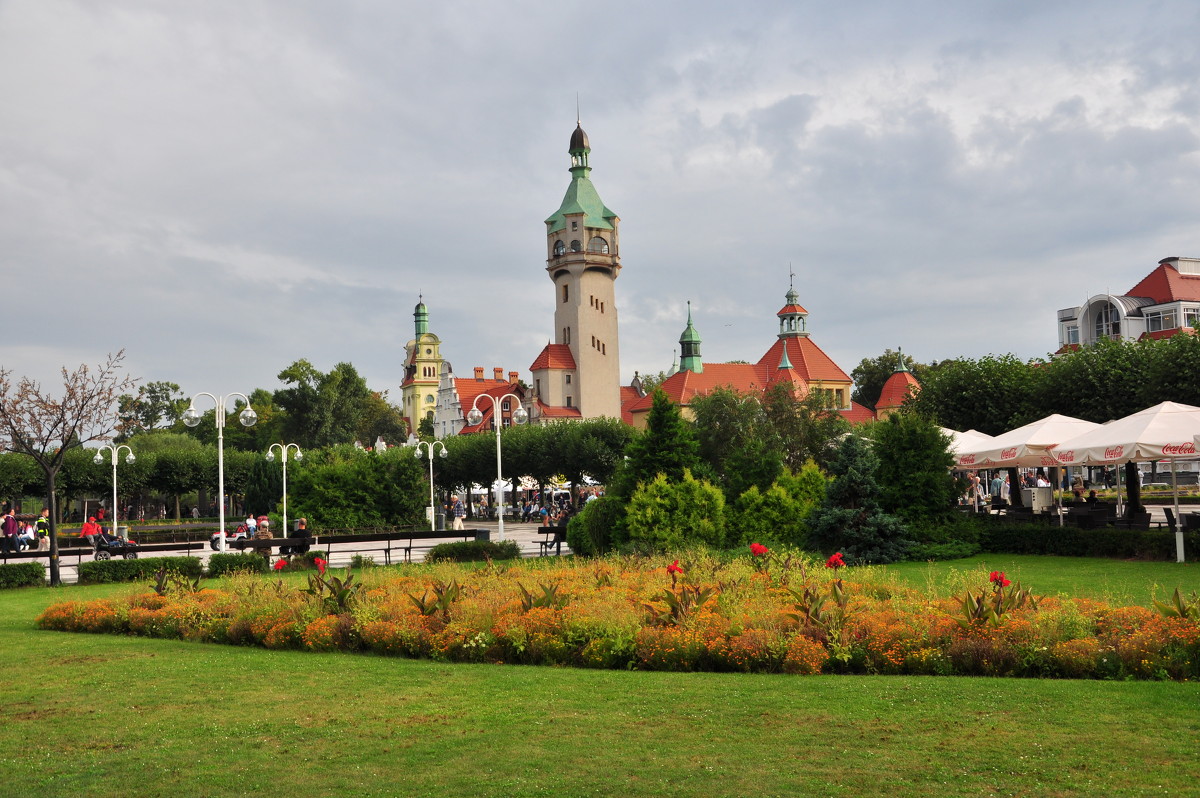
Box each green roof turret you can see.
[679,302,704,374]
[545,122,617,234]
[414,295,429,336]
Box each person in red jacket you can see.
[80,516,103,547]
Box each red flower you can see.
[749,543,769,557]
[989,571,1011,588]
[666,560,683,575]
[825,552,845,569]
[314,557,327,575]
[272,559,286,571]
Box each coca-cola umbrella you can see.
[943,428,996,469]
[968,414,1103,469]
[1053,401,1200,563]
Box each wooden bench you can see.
[533,526,567,556]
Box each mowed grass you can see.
[0,561,1197,797]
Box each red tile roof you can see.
[534,400,582,419]
[756,337,852,383]
[619,385,642,425]
[777,302,808,315]
[530,344,577,371]
[1126,262,1200,304]
[1139,327,1196,341]
[876,370,920,410]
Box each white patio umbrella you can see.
[1053,401,1200,563]
[943,428,996,469]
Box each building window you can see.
[588,236,609,254]
[571,221,578,231]
[562,284,569,303]
[535,379,541,399]
[1146,310,1178,332]
[565,374,571,384]
[553,240,565,256]
[563,327,570,345]
[1186,309,1200,328]
[1093,301,1120,339]
[566,396,573,408]
[425,395,435,404]
[602,343,606,354]
[1065,325,1080,345]
[569,240,581,252]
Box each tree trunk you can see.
[1124,461,1142,516]
[46,475,61,587]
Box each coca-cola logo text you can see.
[959,455,976,465]
[1104,446,1124,459]
[1056,450,1076,463]
[1162,442,1196,457]
[1001,448,1018,460]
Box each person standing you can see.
[450,496,466,531]
[35,508,50,551]
[1,507,17,554]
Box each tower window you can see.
[565,374,571,384]
[588,236,609,254]
[553,240,565,256]
[569,240,581,252]
[571,221,578,231]
[562,284,569,303]
[602,343,606,354]
[566,396,573,408]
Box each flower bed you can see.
[35,548,1200,680]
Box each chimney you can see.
[473,367,484,380]
[508,371,519,384]
[493,367,504,381]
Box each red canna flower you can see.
[314,557,327,575]
[825,552,845,569]
[666,560,683,575]
[749,543,769,557]
[990,571,1011,588]
[272,559,286,571]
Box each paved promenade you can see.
[44,520,567,585]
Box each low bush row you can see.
[78,557,204,584]
[0,562,46,589]
[979,521,1199,560]
[425,540,521,562]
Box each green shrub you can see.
[625,469,725,553]
[979,520,1198,560]
[0,562,46,589]
[425,540,521,563]
[566,497,628,556]
[350,554,377,569]
[728,463,826,547]
[78,557,203,585]
[907,540,982,561]
[206,553,269,577]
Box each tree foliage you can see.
[761,383,850,471]
[274,360,374,449]
[286,445,425,528]
[624,470,725,552]
[869,412,958,524]
[690,387,783,500]
[906,354,1041,435]
[727,461,827,547]
[613,390,703,496]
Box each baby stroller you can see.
[94,533,139,560]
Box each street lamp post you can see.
[266,443,302,535]
[94,443,135,536]
[182,393,257,552]
[466,393,527,541]
[414,440,447,530]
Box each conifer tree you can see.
[807,434,911,564]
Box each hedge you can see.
[979,520,1199,560]
[77,557,203,585]
[206,553,269,577]
[425,540,521,563]
[0,562,46,589]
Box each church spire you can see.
[679,302,703,374]
[777,278,809,338]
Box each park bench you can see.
[533,526,567,556]
[314,529,487,564]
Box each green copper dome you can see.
[545,123,617,233]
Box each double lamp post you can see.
[183,392,257,552]
[466,392,527,541]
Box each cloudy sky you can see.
[4,1,1199,407]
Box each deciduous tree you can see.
[0,352,136,585]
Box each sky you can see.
[4,0,1200,408]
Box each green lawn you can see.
[0,561,1198,797]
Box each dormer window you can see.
[553,240,565,256]
[588,236,609,254]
